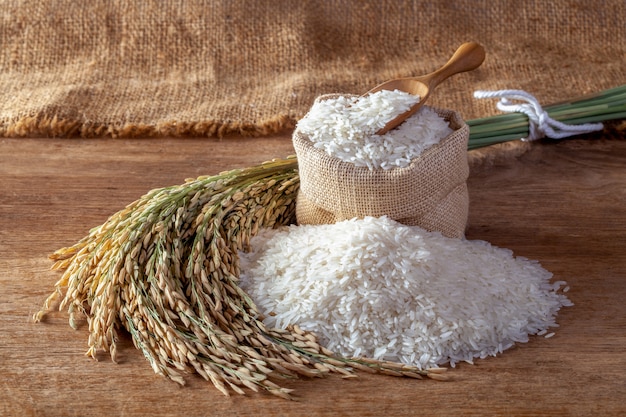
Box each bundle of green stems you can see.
[467,84,625,149]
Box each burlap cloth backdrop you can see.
[0,0,624,138]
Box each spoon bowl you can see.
[367,42,486,135]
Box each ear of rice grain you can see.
[295,90,453,170]
[239,216,572,369]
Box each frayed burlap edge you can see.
[468,141,533,173]
[0,114,296,139]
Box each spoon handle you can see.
[419,42,486,88]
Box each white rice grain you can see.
[295,90,452,170]
[239,216,572,369]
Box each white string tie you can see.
[473,89,603,141]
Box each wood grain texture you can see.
[1,135,624,416]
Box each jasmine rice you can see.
[239,216,572,369]
[295,90,453,170]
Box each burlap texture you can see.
[1,0,624,138]
[294,107,469,238]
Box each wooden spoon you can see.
[367,42,486,135]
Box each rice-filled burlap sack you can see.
[294,105,470,238]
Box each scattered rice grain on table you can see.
[296,90,452,170]
[239,216,572,369]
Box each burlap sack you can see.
[294,106,469,238]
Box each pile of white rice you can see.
[239,216,572,369]
[296,90,452,170]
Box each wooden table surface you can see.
[1,134,625,416]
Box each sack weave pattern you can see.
[295,108,469,238]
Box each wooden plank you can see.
[1,135,624,416]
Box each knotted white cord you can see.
[474,89,603,141]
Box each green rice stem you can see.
[467,84,625,147]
